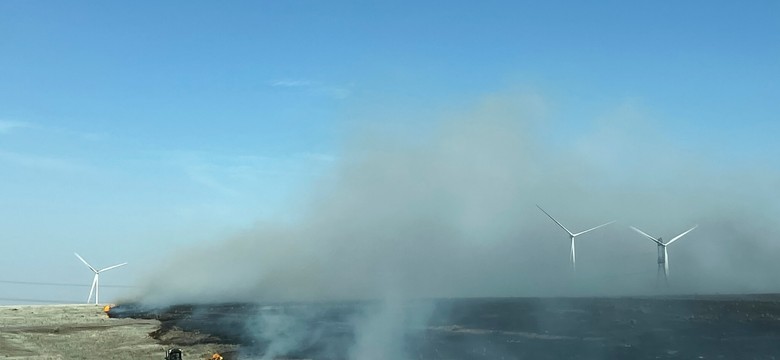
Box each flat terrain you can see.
[0,304,235,359]
[111,295,780,359]
[5,295,780,359]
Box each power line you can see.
[0,297,83,304]
[0,279,138,288]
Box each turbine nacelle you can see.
[629,225,697,285]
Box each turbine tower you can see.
[74,253,127,304]
[536,205,615,271]
[629,225,697,286]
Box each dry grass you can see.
[0,304,236,360]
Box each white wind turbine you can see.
[74,253,127,304]
[536,205,615,271]
[630,225,698,286]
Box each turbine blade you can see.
[536,205,574,236]
[664,247,670,277]
[87,274,97,303]
[573,220,616,237]
[74,253,98,273]
[98,262,128,273]
[570,239,576,271]
[630,226,663,246]
[665,225,698,246]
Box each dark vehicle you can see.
[165,348,183,360]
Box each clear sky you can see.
[1,1,778,303]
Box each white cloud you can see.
[301,152,337,163]
[183,164,241,197]
[270,79,314,88]
[0,120,106,142]
[0,120,31,134]
[165,150,338,198]
[0,150,88,172]
[316,86,351,99]
[269,79,352,99]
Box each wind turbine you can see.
[74,253,127,304]
[536,205,615,271]
[629,225,698,286]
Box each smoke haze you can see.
[131,93,780,305]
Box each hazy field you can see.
[0,304,235,360]
[111,295,780,360]
[6,296,780,359]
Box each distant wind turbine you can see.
[74,253,127,304]
[629,225,698,286]
[536,205,615,271]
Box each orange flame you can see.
[210,354,223,360]
[103,305,112,313]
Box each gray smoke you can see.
[348,297,433,360]
[243,305,327,360]
[130,94,779,304]
[126,93,779,358]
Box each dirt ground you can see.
[0,304,236,360]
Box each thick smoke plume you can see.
[133,94,780,305]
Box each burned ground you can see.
[109,295,780,359]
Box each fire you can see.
[210,354,223,360]
[102,305,112,313]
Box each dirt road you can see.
[0,304,235,360]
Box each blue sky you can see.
[1,1,778,303]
